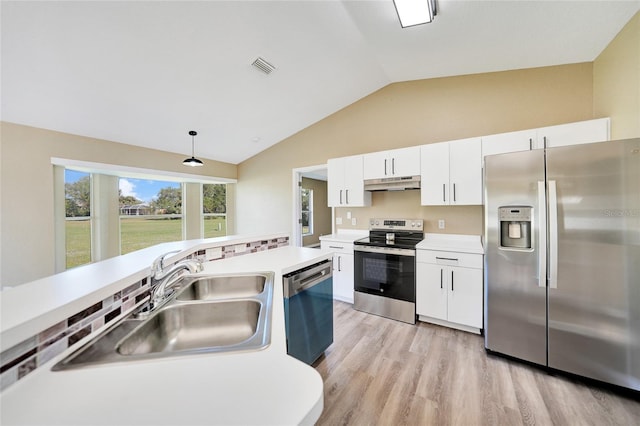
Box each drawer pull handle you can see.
[329,246,344,249]
[436,257,458,262]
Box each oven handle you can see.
[354,245,415,257]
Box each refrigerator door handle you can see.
[538,181,547,288]
[548,180,559,289]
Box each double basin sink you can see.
[52,272,274,371]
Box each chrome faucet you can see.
[146,251,204,312]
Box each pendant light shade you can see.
[183,130,204,167]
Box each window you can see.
[56,159,235,270]
[119,178,183,254]
[203,183,227,238]
[301,187,313,236]
[65,169,91,268]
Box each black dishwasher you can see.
[283,259,333,365]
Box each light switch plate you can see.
[336,217,343,225]
[438,219,445,229]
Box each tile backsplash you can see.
[0,236,288,392]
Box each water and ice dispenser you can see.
[499,207,532,249]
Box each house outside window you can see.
[59,162,233,270]
[119,178,183,254]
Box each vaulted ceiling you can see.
[2,1,638,164]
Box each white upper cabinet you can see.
[363,146,421,180]
[421,138,482,206]
[534,117,610,149]
[327,155,371,207]
[482,129,536,158]
[482,118,611,158]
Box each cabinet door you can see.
[420,143,449,206]
[449,137,482,205]
[333,253,354,303]
[327,158,345,207]
[536,118,610,149]
[390,146,421,177]
[363,147,421,180]
[343,155,370,206]
[482,130,536,158]
[416,262,447,320]
[362,151,389,180]
[447,267,483,329]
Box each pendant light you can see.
[183,130,204,167]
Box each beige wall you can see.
[0,122,236,287]
[301,177,331,247]
[3,12,637,286]
[594,11,640,140]
[237,63,595,237]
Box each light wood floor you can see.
[314,301,640,426]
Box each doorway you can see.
[292,165,331,247]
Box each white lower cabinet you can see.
[332,252,354,303]
[416,248,483,334]
[320,238,358,303]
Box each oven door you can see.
[354,246,415,303]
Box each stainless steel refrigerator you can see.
[484,138,640,392]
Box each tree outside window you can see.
[65,170,91,268]
[119,179,183,254]
[63,171,228,268]
[203,184,227,238]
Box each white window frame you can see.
[301,187,313,237]
[53,158,236,270]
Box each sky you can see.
[65,170,180,203]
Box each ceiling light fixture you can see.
[393,0,437,28]
[183,130,204,167]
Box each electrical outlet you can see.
[351,217,357,226]
[438,219,445,229]
[347,211,352,219]
[336,217,343,225]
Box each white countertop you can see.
[0,246,331,426]
[319,230,368,243]
[0,234,286,352]
[416,233,484,254]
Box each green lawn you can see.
[66,219,91,269]
[66,216,227,269]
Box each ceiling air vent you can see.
[251,57,276,75]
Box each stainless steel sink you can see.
[177,274,266,301]
[52,272,274,371]
[117,300,261,355]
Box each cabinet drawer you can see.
[416,250,483,269]
[320,241,354,254]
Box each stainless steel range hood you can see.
[364,175,421,191]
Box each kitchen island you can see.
[0,238,331,425]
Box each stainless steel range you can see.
[353,218,424,324]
